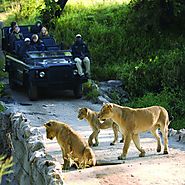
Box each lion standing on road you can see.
[98,103,170,160]
[78,107,124,146]
[44,120,96,169]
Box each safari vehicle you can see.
[1,25,88,100]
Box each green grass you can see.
[0,156,13,184]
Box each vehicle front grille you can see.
[48,66,74,82]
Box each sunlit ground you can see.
[68,0,131,7]
[0,12,11,22]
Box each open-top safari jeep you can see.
[1,25,88,100]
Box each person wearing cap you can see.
[18,38,36,59]
[30,34,45,51]
[8,21,18,34]
[71,34,91,78]
[31,20,43,34]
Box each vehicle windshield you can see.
[26,50,72,59]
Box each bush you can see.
[126,88,185,129]
[83,80,100,102]
[0,156,13,184]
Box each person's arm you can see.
[84,43,90,58]
[71,44,77,59]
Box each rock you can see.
[97,95,110,104]
[97,80,129,104]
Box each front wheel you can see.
[73,83,82,99]
[27,81,38,101]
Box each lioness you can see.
[78,107,124,146]
[44,120,96,169]
[98,103,170,160]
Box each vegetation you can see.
[1,0,185,129]
[0,156,13,184]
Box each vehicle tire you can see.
[28,81,38,101]
[73,83,82,99]
[8,72,16,89]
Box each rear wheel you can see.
[27,81,38,101]
[73,83,82,99]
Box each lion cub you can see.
[78,107,124,146]
[44,120,96,169]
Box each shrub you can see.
[126,88,185,129]
[83,80,100,102]
[0,156,13,184]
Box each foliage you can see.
[83,80,100,102]
[126,88,185,129]
[129,0,185,32]
[0,156,13,184]
[0,0,45,26]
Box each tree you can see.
[41,0,68,28]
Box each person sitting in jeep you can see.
[8,25,24,51]
[30,20,43,34]
[30,34,45,51]
[8,21,18,34]
[18,38,37,59]
[71,34,91,78]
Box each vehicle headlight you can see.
[39,71,45,78]
[73,70,78,75]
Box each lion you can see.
[78,107,124,146]
[44,120,96,169]
[98,103,170,160]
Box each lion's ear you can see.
[107,104,113,110]
[84,108,88,112]
[44,122,52,127]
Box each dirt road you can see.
[3,86,185,185]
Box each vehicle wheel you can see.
[73,83,82,99]
[8,72,16,89]
[28,81,38,101]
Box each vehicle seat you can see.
[42,37,59,51]
[14,40,24,54]
[20,26,29,34]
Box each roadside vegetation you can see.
[0,156,13,184]
[0,0,185,129]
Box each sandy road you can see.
[3,86,185,185]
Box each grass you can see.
[0,156,13,184]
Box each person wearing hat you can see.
[31,20,43,34]
[8,21,18,34]
[71,34,91,78]
[18,38,36,59]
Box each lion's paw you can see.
[163,150,169,155]
[139,152,145,157]
[118,155,126,160]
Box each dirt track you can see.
[3,85,185,185]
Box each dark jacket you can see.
[30,21,43,34]
[30,40,45,51]
[18,43,36,59]
[8,31,24,51]
[71,40,90,60]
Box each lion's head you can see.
[44,120,58,140]
[98,103,113,120]
[78,108,88,120]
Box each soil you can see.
[2,85,185,185]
